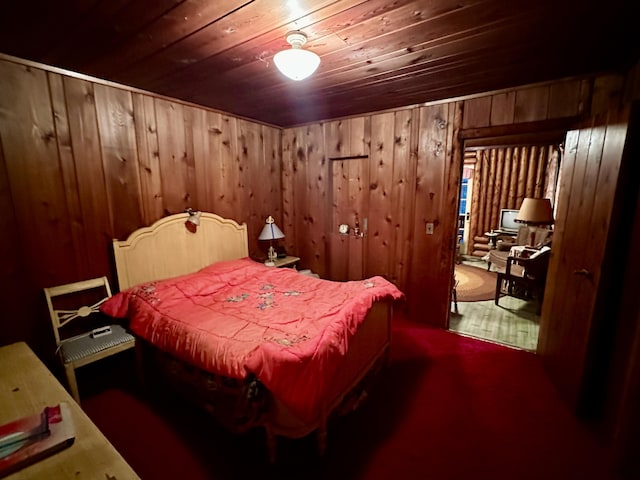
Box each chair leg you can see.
[452,286,458,313]
[495,275,502,305]
[64,364,81,404]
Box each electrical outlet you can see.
[426,222,434,235]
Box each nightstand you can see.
[270,255,300,268]
[484,231,500,249]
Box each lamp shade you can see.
[258,216,285,240]
[274,31,320,81]
[515,198,554,225]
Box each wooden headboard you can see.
[112,212,248,290]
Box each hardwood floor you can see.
[449,257,540,351]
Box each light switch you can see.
[426,222,434,235]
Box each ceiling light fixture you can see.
[273,31,320,81]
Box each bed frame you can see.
[111,212,392,461]
[112,212,248,290]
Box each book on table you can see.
[0,403,75,478]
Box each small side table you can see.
[485,231,500,249]
[269,255,300,268]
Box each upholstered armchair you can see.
[486,226,551,275]
[494,246,551,313]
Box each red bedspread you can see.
[102,258,403,423]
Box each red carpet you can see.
[81,314,617,479]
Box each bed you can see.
[101,212,403,461]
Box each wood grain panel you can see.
[93,84,144,240]
[263,124,282,223]
[367,112,395,278]
[514,86,550,123]
[62,77,116,281]
[48,72,86,279]
[212,114,240,222]
[348,117,370,279]
[305,123,327,275]
[539,108,630,408]
[258,124,280,243]
[0,133,39,349]
[236,119,260,238]
[87,0,250,79]
[237,119,281,256]
[291,127,310,267]
[113,0,341,86]
[443,101,464,324]
[407,103,455,324]
[154,98,191,215]
[548,80,584,119]
[0,61,71,286]
[186,105,210,210]
[490,91,516,126]
[281,127,298,258]
[463,96,492,129]
[132,93,163,224]
[327,120,350,281]
[389,109,417,290]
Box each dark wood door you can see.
[538,106,630,408]
[328,156,370,281]
[325,119,370,281]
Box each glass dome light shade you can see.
[274,31,320,81]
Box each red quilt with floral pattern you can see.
[101,257,403,423]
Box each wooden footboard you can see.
[264,299,392,461]
[136,300,393,461]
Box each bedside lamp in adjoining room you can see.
[515,198,555,246]
[258,216,285,266]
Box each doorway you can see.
[450,139,563,351]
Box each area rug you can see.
[454,263,497,302]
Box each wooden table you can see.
[484,231,500,248]
[0,342,140,479]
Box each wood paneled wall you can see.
[0,53,618,354]
[282,78,590,325]
[282,103,461,323]
[0,59,281,356]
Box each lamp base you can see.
[265,245,277,266]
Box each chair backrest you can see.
[44,277,112,347]
[523,247,551,279]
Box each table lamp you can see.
[515,198,554,246]
[258,216,285,266]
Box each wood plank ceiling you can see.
[0,0,635,127]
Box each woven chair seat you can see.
[60,324,134,363]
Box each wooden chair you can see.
[44,276,135,404]
[494,247,551,314]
